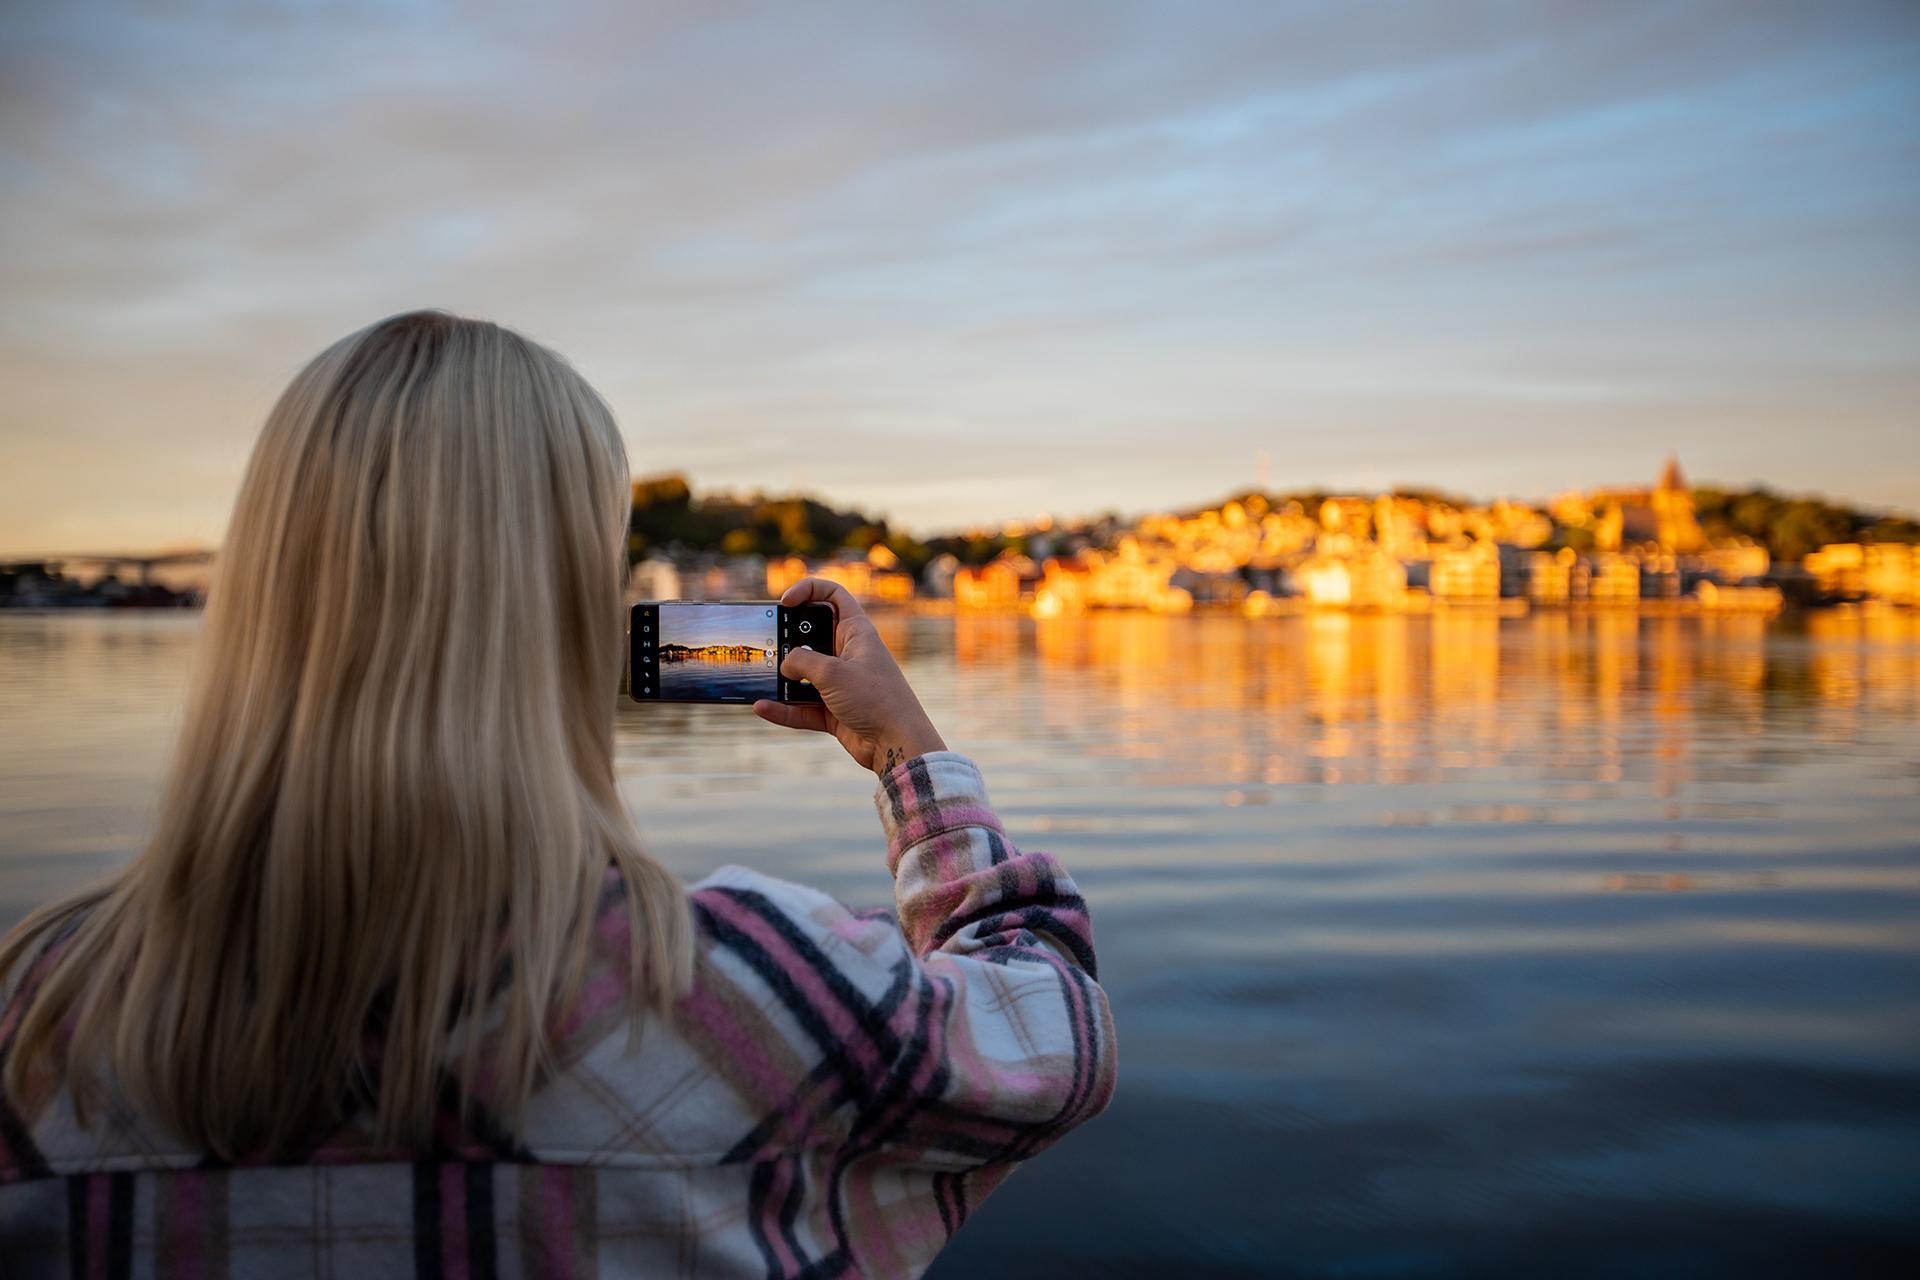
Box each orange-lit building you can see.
[1586,553,1642,606]
[1084,538,1179,610]
[1313,497,1375,556]
[1299,548,1407,611]
[1805,543,1865,597]
[1696,581,1784,614]
[1641,552,1684,601]
[1258,503,1319,560]
[953,555,1033,610]
[1372,496,1432,560]
[767,555,814,598]
[1702,540,1771,583]
[1564,455,1705,554]
[1529,548,1580,606]
[1034,556,1092,615]
[1487,500,1555,549]
[1650,455,1706,553]
[1430,541,1501,605]
[1865,544,1920,605]
[766,547,915,604]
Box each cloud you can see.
[1,0,1917,548]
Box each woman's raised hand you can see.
[752,578,946,774]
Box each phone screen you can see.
[629,601,830,704]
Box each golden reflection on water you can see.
[3,609,1918,889]
[937,609,1920,798]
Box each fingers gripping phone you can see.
[628,601,834,704]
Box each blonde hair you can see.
[0,311,691,1157]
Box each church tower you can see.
[1652,453,1705,553]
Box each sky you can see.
[1,0,1917,553]
[657,604,776,652]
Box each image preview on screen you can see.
[653,603,778,701]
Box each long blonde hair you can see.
[0,310,691,1157]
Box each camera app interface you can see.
[634,603,777,701]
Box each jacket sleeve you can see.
[857,751,1116,1171]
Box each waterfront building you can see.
[1548,489,1600,532]
[1651,455,1707,553]
[1425,502,1470,544]
[1431,541,1501,605]
[1497,544,1534,597]
[1316,497,1375,555]
[1034,557,1092,616]
[767,548,915,604]
[1138,503,1274,574]
[1373,495,1433,560]
[954,555,1032,610]
[1702,541,1771,583]
[1299,548,1407,611]
[1171,567,1247,607]
[1084,538,1180,610]
[1641,553,1684,601]
[1696,581,1785,614]
[1586,554,1643,606]
[1593,502,1629,552]
[766,556,809,598]
[1488,500,1555,550]
[1573,456,1706,555]
[813,557,874,601]
[921,553,960,599]
[1259,504,1319,559]
[1865,544,1920,606]
[1529,548,1581,606]
[869,570,916,604]
[1805,544,1866,598]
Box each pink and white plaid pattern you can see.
[0,752,1116,1277]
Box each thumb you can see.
[780,645,840,686]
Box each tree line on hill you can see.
[628,474,1028,573]
[629,473,1920,573]
[1692,488,1919,563]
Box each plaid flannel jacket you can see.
[0,752,1116,1277]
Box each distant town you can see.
[3,459,1917,616]
[630,458,1919,618]
[658,644,770,663]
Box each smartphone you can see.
[628,600,834,704]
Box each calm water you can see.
[2,611,1918,1276]
[658,655,777,700]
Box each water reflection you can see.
[951,610,1920,803]
[1,611,1917,1275]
